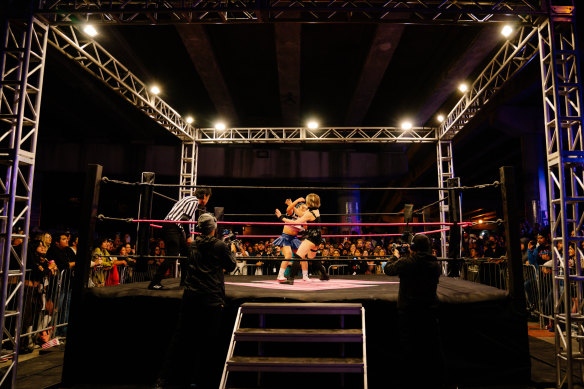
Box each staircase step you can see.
[226,356,364,373]
[235,328,363,342]
[240,302,362,315]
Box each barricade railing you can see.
[328,264,350,275]
[87,263,161,287]
[536,265,554,323]
[460,258,508,290]
[3,268,74,352]
[521,263,579,328]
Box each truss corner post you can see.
[437,141,454,263]
[537,2,584,388]
[0,15,48,388]
[180,140,198,199]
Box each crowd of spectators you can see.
[12,229,77,353]
[11,218,559,352]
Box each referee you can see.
[148,187,212,290]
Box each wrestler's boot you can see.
[316,261,329,281]
[281,257,303,285]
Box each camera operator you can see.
[384,234,443,388]
[155,213,236,389]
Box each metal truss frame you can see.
[538,2,584,388]
[45,25,194,142]
[180,141,198,199]
[436,141,454,260]
[0,15,48,388]
[0,1,580,387]
[194,126,436,143]
[35,0,542,25]
[439,23,541,140]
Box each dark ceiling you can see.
[82,23,490,127]
[35,18,581,221]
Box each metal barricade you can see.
[537,265,554,322]
[88,265,115,287]
[460,258,508,290]
[328,264,349,275]
[12,268,74,351]
[523,264,579,328]
[522,264,542,319]
[230,260,250,275]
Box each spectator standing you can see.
[46,232,75,336]
[384,234,444,388]
[68,234,78,256]
[155,213,235,389]
[46,232,75,272]
[527,233,551,270]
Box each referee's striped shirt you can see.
[164,196,199,234]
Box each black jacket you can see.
[384,251,441,311]
[46,245,75,272]
[183,235,236,306]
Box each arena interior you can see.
[1,1,584,389]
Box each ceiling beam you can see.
[345,24,404,126]
[176,25,239,124]
[381,25,506,212]
[274,23,301,126]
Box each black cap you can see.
[198,213,217,234]
[411,234,431,254]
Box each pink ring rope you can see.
[135,219,472,227]
[187,229,450,237]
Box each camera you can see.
[232,239,242,250]
[222,229,237,243]
[392,243,410,257]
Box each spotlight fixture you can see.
[186,116,194,124]
[401,121,413,131]
[150,85,161,95]
[501,25,513,38]
[215,122,226,131]
[437,114,445,123]
[458,83,468,93]
[83,24,98,37]
[307,120,319,129]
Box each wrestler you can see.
[274,198,309,283]
[275,193,329,285]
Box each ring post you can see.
[136,172,155,271]
[447,178,462,277]
[499,166,527,311]
[215,206,225,235]
[62,164,102,386]
[499,166,530,381]
[403,204,413,236]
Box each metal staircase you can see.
[220,302,367,389]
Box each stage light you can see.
[83,25,98,37]
[186,116,194,124]
[215,122,226,131]
[150,85,161,95]
[437,114,445,123]
[458,83,468,93]
[401,121,413,131]
[501,25,513,38]
[307,120,319,129]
